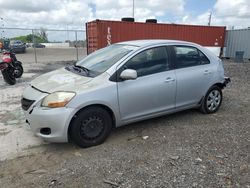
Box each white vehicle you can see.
[21,40,230,147]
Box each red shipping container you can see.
[86,19,226,55]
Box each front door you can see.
[117,46,176,121]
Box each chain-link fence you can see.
[0,27,86,64]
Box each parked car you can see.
[32,43,46,48]
[26,43,32,48]
[21,40,230,148]
[10,40,26,53]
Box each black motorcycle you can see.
[0,50,23,85]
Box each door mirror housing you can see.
[120,69,137,80]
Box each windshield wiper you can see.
[73,64,90,75]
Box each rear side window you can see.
[199,50,210,65]
[174,46,210,68]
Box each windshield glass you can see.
[76,44,138,74]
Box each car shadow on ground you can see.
[31,109,200,153]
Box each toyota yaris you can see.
[21,40,230,147]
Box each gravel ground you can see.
[0,60,249,188]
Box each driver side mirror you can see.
[120,69,137,80]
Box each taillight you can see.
[2,54,12,63]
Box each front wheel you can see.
[200,86,222,114]
[69,107,113,148]
[1,68,16,85]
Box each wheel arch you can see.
[67,104,116,140]
[213,82,225,89]
[199,82,224,105]
[199,83,223,113]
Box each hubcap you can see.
[80,116,104,140]
[14,69,19,75]
[206,90,221,111]
[14,65,22,77]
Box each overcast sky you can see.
[0,0,250,41]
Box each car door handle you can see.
[165,77,175,83]
[204,70,212,75]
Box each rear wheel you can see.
[13,61,23,78]
[200,85,222,114]
[69,107,112,148]
[2,68,16,85]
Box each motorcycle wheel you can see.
[14,61,23,78]
[1,68,16,85]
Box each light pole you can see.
[66,21,73,42]
[0,17,4,39]
[208,12,212,26]
[66,24,69,42]
[132,0,135,18]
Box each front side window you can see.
[124,46,169,77]
[174,46,210,68]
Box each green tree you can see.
[11,28,49,43]
[39,28,48,42]
[12,33,49,43]
[26,34,33,42]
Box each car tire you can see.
[69,107,112,148]
[200,85,222,114]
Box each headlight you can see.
[41,92,76,108]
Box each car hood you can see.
[31,68,93,93]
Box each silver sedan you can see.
[21,40,230,147]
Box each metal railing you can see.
[0,27,87,64]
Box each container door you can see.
[117,46,176,121]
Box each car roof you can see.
[117,39,200,48]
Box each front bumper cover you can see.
[24,106,76,143]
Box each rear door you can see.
[117,46,176,121]
[171,45,212,108]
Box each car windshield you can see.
[76,44,138,74]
